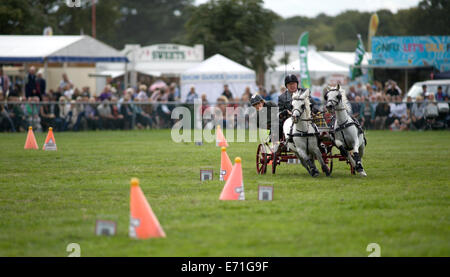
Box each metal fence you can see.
[1,100,449,132]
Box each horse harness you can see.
[330,117,367,150]
[287,114,320,155]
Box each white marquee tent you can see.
[0,35,128,63]
[265,48,350,88]
[180,54,256,102]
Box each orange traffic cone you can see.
[129,178,166,239]
[220,147,233,182]
[216,125,229,147]
[24,126,39,150]
[219,157,245,201]
[42,127,57,151]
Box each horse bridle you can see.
[292,102,313,122]
[325,88,346,112]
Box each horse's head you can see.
[291,89,311,124]
[324,84,343,111]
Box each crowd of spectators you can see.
[345,80,448,131]
[0,66,449,132]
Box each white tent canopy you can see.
[0,35,128,63]
[266,48,351,90]
[180,54,256,102]
[275,49,349,77]
[319,51,371,68]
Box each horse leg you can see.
[335,138,356,167]
[351,137,367,177]
[313,146,330,177]
[294,140,319,177]
[294,152,310,175]
[356,137,367,177]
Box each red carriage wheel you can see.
[256,144,268,174]
[271,152,278,174]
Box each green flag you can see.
[351,34,365,80]
[298,32,311,89]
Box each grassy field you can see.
[0,129,449,257]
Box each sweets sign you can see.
[137,44,204,62]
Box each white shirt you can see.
[389,103,407,118]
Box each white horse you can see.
[324,85,367,177]
[283,90,330,177]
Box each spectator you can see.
[136,85,149,102]
[186,86,198,104]
[374,95,390,129]
[7,96,27,132]
[81,87,91,98]
[171,82,181,101]
[351,96,363,121]
[243,86,252,100]
[390,119,407,131]
[56,96,70,131]
[72,87,82,100]
[99,85,112,101]
[9,84,21,98]
[347,86,357,101]
[150,89,161,103]
[411,96,425,130]
[97,100,114,130]
[421,84,428,98]
[111,86,118,98]
[23,96,42,132]
[215,96,230,128]
[110,97,124,130]
[385,80,402,97]
[222,84,234,100]
[25,66,38,99]
[0,67,11,96]
[361,99,375,130]
[406,96,413,111]
[156,89,172,128]
[424,94,439,128]
[65,100,81,131]
[132,98,153,129]
[356,83,364,97]
[35,69,46,99]
[120,94,133,130]
[361,83,370,98]
[63,84,74,100]
[84,98,101,130]
[387,95,407,127]
[269,85,279,102]
[71,96,88,131]
[59,73,72,90]
[39,95,56,131]
[0,93,16,132]
[435,86,448,102]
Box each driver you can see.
[279,74,319,124]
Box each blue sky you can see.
[194,0,421,18]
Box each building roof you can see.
[0,35,128,63]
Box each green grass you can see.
[0,130,449,257]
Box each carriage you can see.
[256,112,356,175]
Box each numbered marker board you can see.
[95,220,117,236]
[258,186,274,201]
[200,169,213,181]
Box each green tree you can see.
[113,0,194,48]
[408,0,450,35]
[181,0,279,84]
[0,0,59,34]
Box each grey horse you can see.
[283,90,330,177]
[324,85,367,177]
